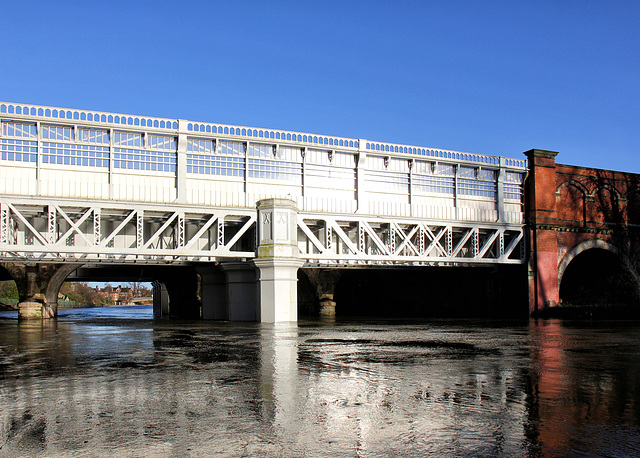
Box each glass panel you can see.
[458,166,476,179]
[187,138,214,154]
[478,168,497,181]
[248,158,301,182]
[219,141,245,156]
[148,135,177,150]
[41,143,109,167]
[186,153,245,177]
[79,128,110,144]
[42,125,74,141]
[0,139,38,162]
[2,122,37,139]
[248,144,273,158]
[113,132,143,147]
[114,148,175,172]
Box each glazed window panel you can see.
[41,143,109,167]
[248,158,302,182]
[219,141,245,156]
[412,174,454,195]
[113,148,176,172]
[478,168,497,182]
[458,166,476,179]
[79,128,109,144]
[41,125,74,141]
[187,154,245,177]
[113,132,143,147]
[306,149,331,165]
[504,172,524,201]
[1,139,37,162]
[413,161,434,175]
[187,138,215,154]
[333,152,356,168]
[2,122,36,139]
[367,156,387,171]
[248,144,273,158]
[436,163,455,176]
[148,135,177,150]
[458,178,496,198]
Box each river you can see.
[0,306,638,456]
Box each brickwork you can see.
[525,149,640,313]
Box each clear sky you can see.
[1,1,638,172]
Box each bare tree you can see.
[590,172,640,303]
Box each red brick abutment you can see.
[525,149,640,317]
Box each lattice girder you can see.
[297,212,525,266]
[0,197,256,263]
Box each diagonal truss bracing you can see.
[0,196,525,267]
[0,197,257,263]
[297,213,525,266]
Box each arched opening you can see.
[297,270,318,316]
[332,265,528,319]
[0,265,19,312]
[559,248,637,308]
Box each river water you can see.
[0,307,638,457]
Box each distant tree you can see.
[60,282,106,306]
[0,281,18,301]
[128,281,141,296]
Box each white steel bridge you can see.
[0,102,527,321]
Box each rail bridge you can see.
[0,102,529,321]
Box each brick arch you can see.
[556,180,587,225]
[556,179,588,195]
[558,239,619,286]
[594,182,622,199]
[590,183,622,224]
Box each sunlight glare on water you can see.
[0,307,638,456]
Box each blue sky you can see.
[2,1,638,172]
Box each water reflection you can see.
[527,319,640,456]
[0,309,638,455]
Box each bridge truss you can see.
[0,196,525,267]
[298,213,524,266]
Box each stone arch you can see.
[558,239,619,285]
[44,263,84,309]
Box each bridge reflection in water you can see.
[0,307,638,456]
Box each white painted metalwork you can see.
[0,196,256,263]
[296,213,523,266]
[0,102,527,267]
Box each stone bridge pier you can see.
[303,269,342,317]
[1,262,82,319]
